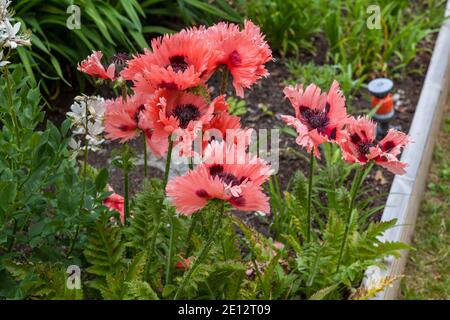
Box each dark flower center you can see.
[350,133,376,159]
[169,55,188,73]
[209,165,240,187]
[109,53,129,75]
[171,104,201,129]
[300,106,329,133]
[209,164,224,176]
[357,142,375,155]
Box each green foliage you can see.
[241,0,445,78]
[239,0,322,55]
[285,61,364,100]
[1,261,83,299]
[227,97,248,116]
[323,0,446,78]
[0,65,108,299]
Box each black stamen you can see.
[300,106,329,133]
[171,104,201,129]
[168,55,188,73]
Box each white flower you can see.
[67,100,87,126]
[67,95,106,153]
[87,120,104,137]
[0,49,9,67]
[87,96,105,121]
[0,1,12,22]
[0,1,31,49]
[69,138,82,151]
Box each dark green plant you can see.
[238,0,323,56]
[241,0,445,78]
[323,0,446,78]
[285,61,364,99]
[0,66,110,299]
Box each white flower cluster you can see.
[0,0,31,66]
[67,95,106,153]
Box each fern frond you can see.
[84,221,125,277]
[125,280,159,300]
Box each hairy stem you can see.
[66,225,80,257]
[121,83,128,102]
[123,168,129,225]
[306,148,315,243]
[185,213,201,256]
[165,209,176,285]
[143,132,148,178]
[146,137,174,273]
[335,165,365,273]
[162,137,174,191]
[174,202,225,300]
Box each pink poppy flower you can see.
[78,51,116,81]
[143,88,215,157]
[104,186,125,224]
[339,116,410,174]
[103,94,166,157]
[104,94,148,143]
[166,141,271,215]
[121,29,218,95]
[280,80,347,158]
[206,20,272,97]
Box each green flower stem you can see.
[185,212,201,256]
[174,202,225,300]
[66,225,80,258]
[143,132,148,178]
[165,209,176,285]
[335,165,365,273]
[146,137,174,272]
[123,168,129,225]
[121,83,128,102]
[162,137,174,191]
[306,147,315,243]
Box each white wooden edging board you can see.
[364,0,450,300]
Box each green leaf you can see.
[95,168,109,192]
[0,181,17,212]
[309,285,338,300]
